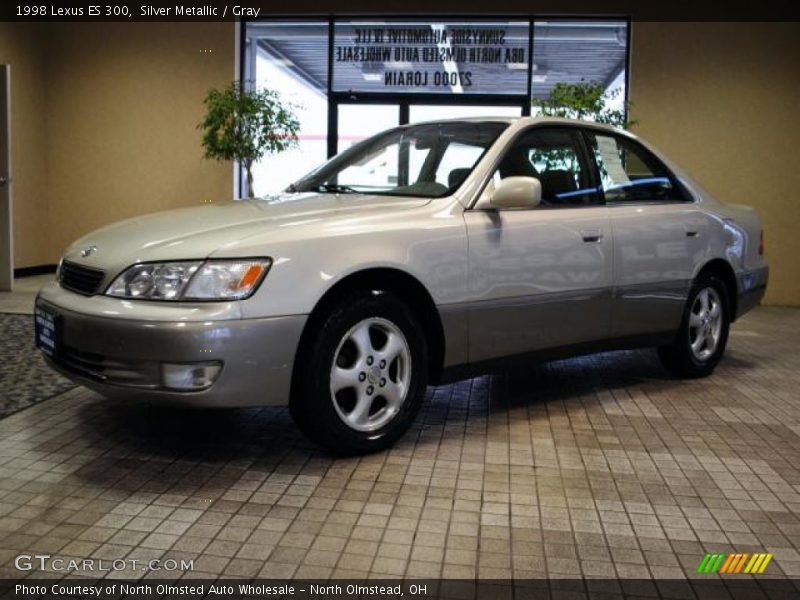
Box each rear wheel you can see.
[290,291,428,454]
[658,274,730,378]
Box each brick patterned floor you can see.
[0,307,798,586]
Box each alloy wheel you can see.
[329,317,412,432]
[688,287,723,361]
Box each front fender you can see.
[227,200,469,320]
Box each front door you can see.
[465,127,613,363]
[0,65,12,291]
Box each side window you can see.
[586,132,687,203]
[494,128,600,207]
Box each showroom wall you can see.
[44,22,234,262]
[630,22,799,306]
[2,19,798,305]
[0,24,50,267]
[1,22,235,270]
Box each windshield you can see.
[290,121,509,198]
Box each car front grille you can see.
[59,261,105,295]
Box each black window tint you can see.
[586,132,687,203]
[495,128,600,207]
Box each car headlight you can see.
[106,259,271,301]
[183,259,272,300]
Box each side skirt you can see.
[434,331,676,385]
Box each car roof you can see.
[405,116,630,136]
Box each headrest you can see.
[448,168,471,190]
[497,147,538,179]
[539,169,577,199]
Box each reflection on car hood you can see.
[63,192,430,269]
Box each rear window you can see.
[585,132,688,203]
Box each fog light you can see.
[161,362,222,391]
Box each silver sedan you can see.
[35,118,768,453]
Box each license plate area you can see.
[35,305,60,357]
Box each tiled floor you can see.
[0,274,53,314]
[0,307,798,589]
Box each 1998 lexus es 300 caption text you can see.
[35,118,768,453]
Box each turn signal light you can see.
[238,264,266,290]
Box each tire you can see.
[658,274,730,378]
[290,290,428,454]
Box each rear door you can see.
[464,126,613,363]
[583,130,706,338]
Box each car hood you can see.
[63,192,430,269]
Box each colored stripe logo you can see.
[697,553,773,574]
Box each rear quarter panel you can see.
[637,140,766,279]
[683,188,765,279]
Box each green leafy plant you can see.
[534,81,634,129]
[199,82,300,197]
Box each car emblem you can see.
[367,366,381,385]
[80,245,97,257]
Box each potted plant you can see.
[199,82,300,197]
[534,81,634,129]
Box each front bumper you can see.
[35,289,306,407]
[736,265,769,320]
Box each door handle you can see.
[686,230,699,238]
[581,230,603,243]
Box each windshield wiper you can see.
[317,183,357,194]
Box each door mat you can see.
[0,313,77,418]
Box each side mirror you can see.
[490,176,542,210]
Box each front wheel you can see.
[290,291,428,454]
[658,275,730,378]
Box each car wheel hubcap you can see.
[330,317,411,432]
[688,287,722,361]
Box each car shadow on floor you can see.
[493,348,676,407]
[70,347,758,490]
[72,399,324,491]
[715,350,759,370]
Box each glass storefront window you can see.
[332,19,530,95]
[243,17,629,197]
[245,21,329,196]
[409,104,521,123]
[337,104,400,152]
[531,20,628,112]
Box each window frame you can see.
[580,129,693,206]
[469,123,605,211]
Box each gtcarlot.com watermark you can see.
[15,554,194,573]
